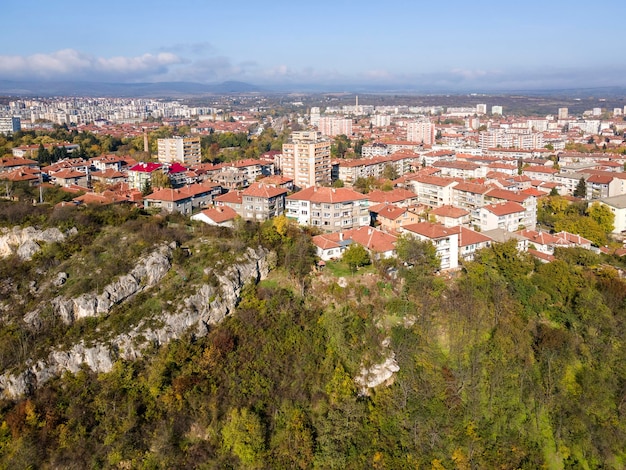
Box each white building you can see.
[157,136,201,165]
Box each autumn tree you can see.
[342,244,370,272]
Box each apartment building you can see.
[157,136,201,166]
[406,120,435,145]
[286,186,369,231]
[280,131,331,189]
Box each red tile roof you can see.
[402,222,457,239]
[196,206,238,223]
[483,201,526,216]
[287,186,367,203]
[242,182,287,198]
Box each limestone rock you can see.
[0,226,67,260]
[2,245,272,399]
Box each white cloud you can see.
[0,49,183,81]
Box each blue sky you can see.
[1,0,625,91]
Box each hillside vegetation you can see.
[0,201,626,469]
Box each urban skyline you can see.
[2,0,626,92]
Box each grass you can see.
[324,260,376,278]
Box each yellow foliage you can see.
[431,458,447,470]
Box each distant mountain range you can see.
[0,79,625,98]
[0,80,264,97]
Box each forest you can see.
[0,200,625,469]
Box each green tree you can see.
[221,408,266,469]
[587,202,614,234]
[342,244,370,272]
[395,235,439,274]
[150,170,172,189]
[573,177,587,198]
[331,135,351,158]
[382,164,398,181]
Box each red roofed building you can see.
[370,203,424,233]
[239,183,288,221]
[429,204,471,228]
[400,222,459,270]
[454,226,492,261]
[0,157,39,174]
[128,162,163,191]
[478,201,526,232]
[286,186,370,231]
[50,169,88,188]
[366,188,419,207]
[191,206,239,228]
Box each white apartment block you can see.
[406,120,435,145]
[157,136,201,165]
[317,117,353,136]
[0,117,21,134]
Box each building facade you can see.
[280,131,331,189]
[157,136,201,166]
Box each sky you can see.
[1,0,625,92]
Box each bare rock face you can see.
[0,226,68,260]
[354,338,400,394]
[0,246,271,399]
[40,243,175,324]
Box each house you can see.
[49,169,88,188]
[399,222,459,270]
[286,186,370,231]
[370,203,423,233]
[478,201,526,232]
[429,205,471,228]
[127,162,163,191]
[143,188,193,214]
[312,232,353,261]
[0,157,39,174]
[190,206,239,228]
[343,226,398,259]
[455,226,492,261]
[516,229,562,254]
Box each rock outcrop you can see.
[47,242,174,324]
[0,246,271,399]
[354,338,399,394]
[0,226,71,260]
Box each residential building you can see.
[599,194,626,233]
[406,120,435,145]
[405,175,458,208]
[240,183,287,221]
[191,206,239,228]
[280,131,331,189]
[400,222,459,270]
[0,117,21,134]
[477,201,526,232]
[157,136,201,166]
[127,162,163,191]
[455,226,492,261]
[286,186,369,231]
[370,203,423,233]
[429,205,471,228]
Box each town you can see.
[2,93,626,271]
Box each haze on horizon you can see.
[2,0,625,92]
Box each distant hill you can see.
[0,80,263,97]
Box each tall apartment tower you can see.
[281,131,331,189]
[558,108,569,120]
[476,104,487,114]
[157,136,201,165]
[406,120,435,145]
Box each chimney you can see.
[143,130,149,153]
[339,232,343,241]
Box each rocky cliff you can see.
[0,226,74,260]
[0,245,271,399]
